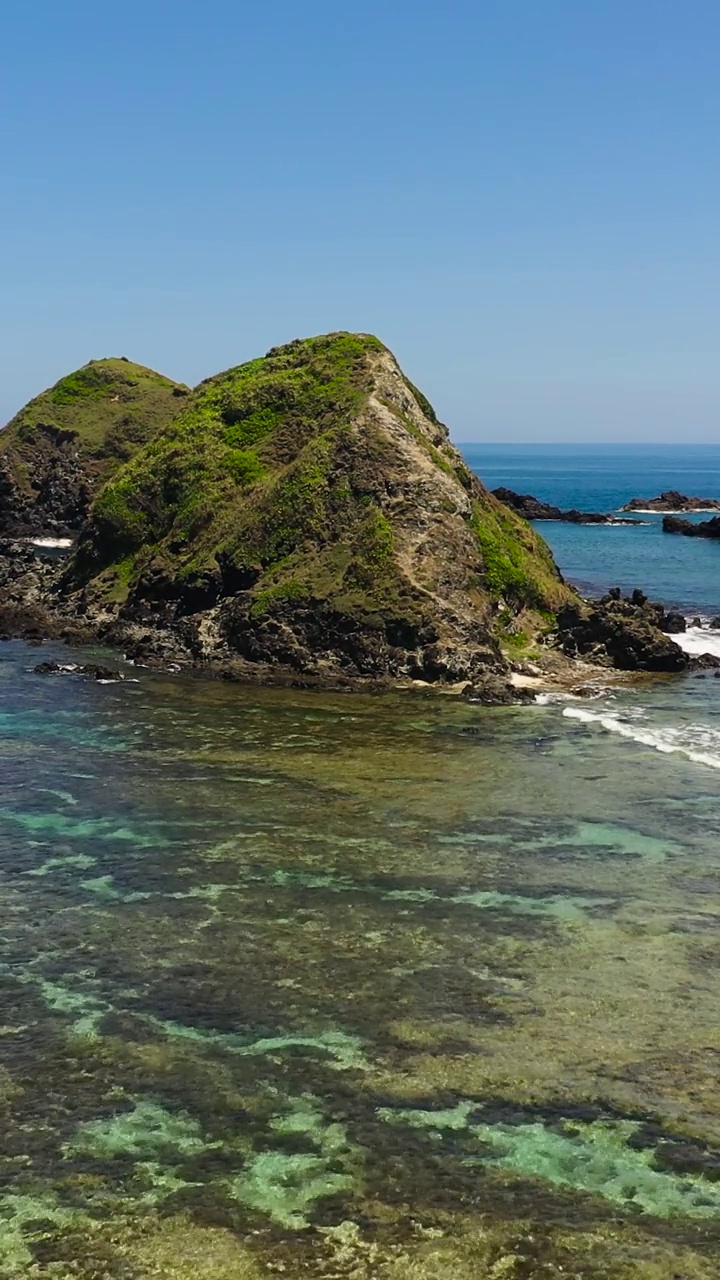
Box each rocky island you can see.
[492,487,642,524]
[663,513,720,539]
[620,490,720,513]
[0,332,699,693]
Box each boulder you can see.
[554,595,687,672]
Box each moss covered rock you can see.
[0,358,188,534]
[59,341,560,677]
[63,333,573,684]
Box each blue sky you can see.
[2,0,719,442]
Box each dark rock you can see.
[662,611,687,634]
[711,617,720,629]
[554,595,687,673]
[691,616,703,627]
[621,491,720,513]
[34,661,122,680]
[663,514,720,540]
[0,361,187,538]
[492,488,641,525]
[462,675,536,705]
[688,652,720,670]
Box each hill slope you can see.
[0,358,188,534]
[65,333,572,684]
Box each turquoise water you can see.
[0,628,719,1276]
[2,449,720,1275]
[462,443,720,609]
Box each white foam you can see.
[30,537,73,548]
[620,507,720,514]
[670,626,720,660]
[563,705,720,770]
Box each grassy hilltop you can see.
[0,358,187,533]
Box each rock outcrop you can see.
[662,514,720,540]
[554,589,687,672]
[492,488,641,525]
[0,358,187,536]
[61,333,574,687]
[0,333,691,692]
[621,491,720,513]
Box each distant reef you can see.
[0,358,188,536]
[0,333,694,693]
[621,490,720,513]
[492,488,642,525]
[663,514,720,540]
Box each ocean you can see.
[463,442,720,611]
[1,446,720,1275]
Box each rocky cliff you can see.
[0,358,188,535]
[62,333,574,685]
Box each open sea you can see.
[1,446,720,1277]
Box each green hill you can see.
[0,357,188,534]
[67,333,572,685]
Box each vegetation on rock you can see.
[67,332,574,683]
[0,358,187,533]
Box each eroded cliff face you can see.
[61,333,574,684]
[0,358,187,535]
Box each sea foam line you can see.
[562,706,720,770]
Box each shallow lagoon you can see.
[0,641,720,1276]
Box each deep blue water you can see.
[462,444,720,611]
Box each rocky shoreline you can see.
[1,537,717,704]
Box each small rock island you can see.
[0,332,700,692]
[492,488,641,525]
[663,514,720,540]
[620,490,720,513]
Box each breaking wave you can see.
[562,705,720,770]
[670,626,720,661]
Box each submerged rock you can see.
[33,660,122,680]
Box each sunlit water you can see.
[1,622,720,1277]
[463,443,720,608]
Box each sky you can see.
[2,1,719,443]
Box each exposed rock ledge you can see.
[621,491,720,513]
[493,488,642,525]
[554,590,692,673]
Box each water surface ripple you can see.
[0,641,719,1277]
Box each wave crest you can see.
[562,705,720,770]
